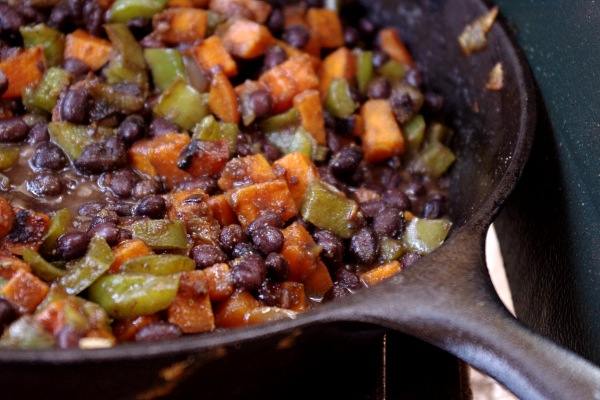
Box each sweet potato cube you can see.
[168,270,215,333]
[0,197,14,239]
[147,132,193,189]
[259,54,319,113]
[166,188,221,246]
[218,153,277,191]
[209,0,272,24]
[318,47,356,100]
[191,35,237,77]
[64,29,112,71]
[153,8,208,44]
[306,8,344,49]
[273,151,319,206]
[203,262,234,302]
[360,260,403,286]
[0,46,46,99]
[1,269,49,313]
[109,239,153,273]
[0,251,32,280]
[1,208,50,256]
[293,89,326,145]
[208,194,238,227]
[214,290,261,328]
[281,222,322,282]
[128,138,157,177]
[303,260,333,298]
[168,0,209,6]
[182,139,230,177]
[208,68,240,123]
[378,28,414,67]
[222,18,273,59]
[360,99,405,162]
[112,314,161,342]
[225,179,298,227]
[280,281,309,312]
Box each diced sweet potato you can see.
[279,281,309,312]
[281,221,322,282]
[0,251,32,280]
[214,290,261,328]
[259,54,319,113]
[360,260,403,286]
[153,8,208,44]
[218,153,277,191]
[166,188,221,246]
[318,46,356,100]
[64,29,112,71]
[221,18,273,59]
[209,0,272,24]
[293,89,326,145]
[168,270,215,333]
[112,314,161,342]
[306,8,344,49]
[128,138,157,178]
[0,46,46,99]
[225,179,298,227]
[208,68,240,123]
[303,260,333,298]
[190,35,238,77]
[109,239,153,273]
[1,269,49,313]
[202,262,234,302]
[0,197,14,239]
[360,99,405,162]
[168,0,209,7]
[273,151,319,206]
[378,28,414,67]
[182,139,230,177]
[208,194,238,227]
[1,208,50,256]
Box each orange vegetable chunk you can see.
[222,18,273,59]
[225,179,298,227]
[208,194,238,227]
[64,29,112,71]
[113,314,161,342]
[281,221,322,282]
[0,251,32,280]
[182,139,230,177]
[293,89,326,145]
[208,68,240,124]
[166,188,221,246]
[306,8,344,49]
[1,208,50,256]
[360,260,403,286]
[360,99,405,162]
[318,47,356,100]
[191,35,238,77]
[110,239,153,273]
[153,8,208,44]
[209,0,272,24]
[168,0,209,7]
[168,270,215,333]
[378,28,414,67]
[202,262,234,302]
[1,269,49,313]
[218,153,277,191]
[0,46,46,99]
[273,151,319,206]
[0,197,14,239]
[214,290,261,328]
[303,260,333,298]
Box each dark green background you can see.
[493,1,600,365]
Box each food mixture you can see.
[0,0,455,349]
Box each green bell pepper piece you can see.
[192,115,239,155]
[426,122,453,144]
[377,60,407,82]
[20,24,65,67]
[266,126,316,161]
[378,237,406,263]
[40,208,71,257]
[0,146,19,171]
[325,78,358,118]
[104,23,148,85]
[403,217,452,254]
[108,0,168,22]
[402,114,426,153]
[300,179,361,239]
[132,219,189,251]
[88,273,179,319]
[22,248,65,281]
[23,67,73,113]
[119,254,196,275]
[259,107,299,133]
[145,48,187,93]
[412,141,456,178]
[87,79,146,113]
[0,316,55,349]
[48,122,115,160]
[206,10,226,36]
[59,235,115,295]
[154,79,210,130]
[355,50,373,95]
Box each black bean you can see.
[358,17,376,37]
[191,244,228,269]
[266,7,284,34]
[313,229,344,267]
[403,181,425,199]
[263,45,288,71]
[389,91,416,124]
[74,136,127,175]
[63,57,91,78]
[329,145,364,180]
[283,25,311,49]
[48,3,71,31]
[0,5,24,34]
[423,91,445,114]
[245,211,284,236]
[89,211,119,229]
[118,114,146,144]
[67,0,86,19]
[257,281,285,307]
[343,26,360,48]
[177,175,218,195]
[405,66,424,88]
[261,141,282,162]
[382,189,412,211]
[400,251,422,268]
[135,322,183,343]
[0,298,18,329]
[119,229,133,240]
[0,70,7,97]
[349,227,378,265]
[231,242,260,259]
[149,117,178,137]
[360,199,386,219]
[231,253,266,291]
[27,122,49,144]
[334,268,362,290]
[371,50,389,69]
[106,202,133,217]
[251,225,284,255]
[422,193,446,219]
[56,326,83,349]
[326,128,343,154]
[323,283,351,302]
[132,179,161,199]
[107,169,138,198]
[27,173,63,197]
[0,117,29,143]
[78,201,105,217]
[56,231,90,261]
[219,224,248,255]
[82,0,104,37]
[367,77,391,99]
[32,142,68,171]
[134,195,166,219]
[305,0,324,7]
[60,88,90,124]
[372,207,403,237]
[264,252,290,282]
[177,140,198,170]
[248,89,272,119]
[87,222,121,246]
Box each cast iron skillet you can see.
[2,0,600,399]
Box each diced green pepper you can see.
[325,78,358,118]
[131,219,189,251]
[402,114,426,153]
[22,248,65,281]
[59,235,115,295]
[403,217,452,254]
[88,273,179,319]
[145,48,187,92]
[192,115,239,155]
[259,107,299,133]
[0,146,19,171]
[87,79,146,113]
[23,67,73,113]
[154,79,210,130]
[206,10,226,36]
[426,122,452,144]
[40,208,71,257]
[355,50,373,95]
[0,316,55,349]
[104,23,148,85]
[378,237,406,263]
[266,126,316,161]
[412,141,456,178]
[20,23,65,67]
[300,179,361,239]
[119,254,196,275]
[377,60,407,82]
[108,0,168,23]
[48,122,115,160]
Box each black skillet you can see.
[2,0,600,399]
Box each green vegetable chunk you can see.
[300,179,361,239]
[355,50,373,95]
[40,208,71,257]
[20,23,65,67]
[402,114,426,153]
[87,79,146,113]
[403,217,452,254]
[412,141,456,178]
[23,67,73,113]
[325,78,358,118]
[154,79,210,130]
[145,48,187,92]
[59,235,115,295]
[377,60,407,82]
[193,115,239,155]
[378,237,406,262]
[0,316,55,349]
[88,274,179,319]
[132,219,189,251]
[266,126,316,161]
[22,248,65,281]
[48,122,115,159]
[109,0,169,23]
[104,23,148,85]
[119,254,196,275]
[259,107,299,133]
[0,146,19,171]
